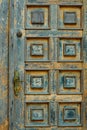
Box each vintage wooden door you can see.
[9,0,87,130]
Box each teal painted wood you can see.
[0,0,9,129]
[9,0,15,130]
[0,0,86,129]
[9,0,85,130]
[13,0,25,130]
[84,0,87,63]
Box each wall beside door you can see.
[0,0,9,130]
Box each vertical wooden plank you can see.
[0,0,9,130]
[13,0,25,130]
[83,0,87,62]
[9,0,15,130]
[84,69,87,130]
[83,0,87,129]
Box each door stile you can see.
[83,0,87,129]
[9,0,15,130]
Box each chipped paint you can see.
[0,0,9,129]
[1,0,87,130]
[9,0,86,129]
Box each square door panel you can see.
[25,5,50,29]
[58,38,82,61]
[25,102,49,127]
[25,70,50,94]
[26,38,50,61]
[58,102,82,126]
[58,6,82,29]
[58,70,82,94]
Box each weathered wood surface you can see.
[0,0,9,130]
[12,0,85,130]
[1,0,87,130]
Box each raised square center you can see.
[31,76,44,89]
[64,107,76,121]
[31,44,44,56]
[64,76,76,88]
[31,10,44,24]
[31,109,44,121]
[64,12,77,24]
[64,44,76,56]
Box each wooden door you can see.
[9,0,87,130]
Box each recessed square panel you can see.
[58,70,82,94]
[64,12,77,24]
[31,109,44,121]
[64,107,76,121]
[30,76,44,89]
[25,70,49,94]
[26,6,50,29]
[58,6,82,29]
[31,11,44,24]
[64,76,76,89]
[26,38,50,61]
[25,102,49,126]
[58,102,82,126]
[31,44,44,56]
[58,38,82,61]
[64,44,76,56]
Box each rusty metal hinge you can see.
[14,70,22,96]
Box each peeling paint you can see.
[1,0,87,130]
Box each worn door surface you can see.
[9,0,87,130]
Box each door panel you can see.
[58,38,83,62]
[25,37,53,61]
[10,0,87,130]
[25,70,51,95]
[58,4,83,29]
[25,5,50,29]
